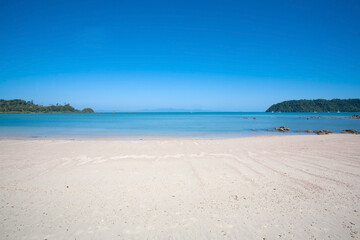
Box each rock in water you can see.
[343,129,359,134]
[348,115,360,119]
[313,130,334,135]
[296,130,313,133]
[275,126,290,132]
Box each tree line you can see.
[266,99,360,112]
[0,99,94,113]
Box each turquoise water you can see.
[0,112,359,139]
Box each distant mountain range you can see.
[139,108,209,112]
[266,99,360,112]
[0,99,94,113]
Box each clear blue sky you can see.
[0,0,359,111]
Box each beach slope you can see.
[0,135,359,239]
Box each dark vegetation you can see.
[80,108,95,113]
[0,99,94,113]
[266,99,360,112]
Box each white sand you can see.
[0,135,359,239]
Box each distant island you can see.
[266,99,360,112]
[0,99,94,113]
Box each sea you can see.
[0,112,359,139]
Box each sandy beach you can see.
[0,135,359,239]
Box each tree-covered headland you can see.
[0,99,94,113]
[266,99,360,112]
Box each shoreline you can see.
[0,132,357,141]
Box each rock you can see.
[243,117,249,119]
[313,130,334,135]
[275,126,290,132]
[266,129,273,132]
[253,117,257,120]
[296,130,313,133]
[342,129,359,134]
[251,129,256,131]
[269,117,276,119]
[348,115,360,119]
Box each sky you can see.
[0,0,359,111]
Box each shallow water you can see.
[0,112,359,139]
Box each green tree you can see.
[266,99,360,112]
[0,99,94,113]
[81,108,95,113]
